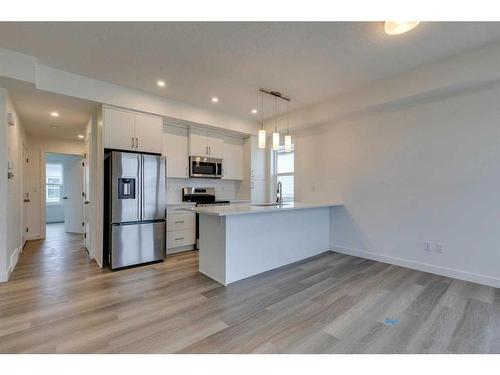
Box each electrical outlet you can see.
[435,243,444,254]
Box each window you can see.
[46,163,63,204]
[274,145,294,202]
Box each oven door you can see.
[190,157,222,178]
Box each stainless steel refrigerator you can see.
[104,151,166,269]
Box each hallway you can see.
[9,223,99,281]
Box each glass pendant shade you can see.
[258,129,266,149]
[285,134,292,152]
[272,132,280,151]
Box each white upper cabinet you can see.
[163,125,189,178]
[206,132,224,159]
[103,106,163,154]
[222,136,243,180]
[104,107,136,151]
[134,113,163,154]
[188,129,209,157]
[188,128,224,158]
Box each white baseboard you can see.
[0,246,22,283]
[332,245,500,289]
[8,247,21,276]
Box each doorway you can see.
[45,152,84,239]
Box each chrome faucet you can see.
[276,181,283,205]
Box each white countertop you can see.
[188,202,343,216]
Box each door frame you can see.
[22,142,30,246]
[41,151,85,239]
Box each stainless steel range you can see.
[182,187,229,249]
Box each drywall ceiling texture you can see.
[294,84,500,287]
[1,22,500,119]
[0,77,96,140]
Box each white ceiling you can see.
[1,22,500,119]
[0,77,97,140]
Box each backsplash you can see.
[167,178,244,203]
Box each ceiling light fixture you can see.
[258,92,266,149]
[211,97,219,103]
[384,21,420,35]
[50,111,59,117]
[284,101,292,153]
[251,109,258,114]
[157,80,166,87]
[259,89,292,152]
[272,96,280,151]
[78,134,84,139]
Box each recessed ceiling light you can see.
[78,134,84,139]
[251,109,258,114]
[157,80,166,87]
[50,111,59,117]
[384,21,420,35]
[50,125,58,129]
[211,97,219,103]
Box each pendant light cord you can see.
[260,91,264,130]
[286,101,289,135]
[274,96,278,132]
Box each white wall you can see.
[26,135,85,239]
[0,88,27,281]
[46,205,64,223]
[294,85,500,288]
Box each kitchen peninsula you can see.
[191,202,343,285]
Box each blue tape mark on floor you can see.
[384,318,400,325]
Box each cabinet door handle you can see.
[175,220,185,224]
[175,237,185,241]
[208,146,211,155]
[135,137,139,149]
[131,137,135,148]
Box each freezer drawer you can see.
[111,221,165,269]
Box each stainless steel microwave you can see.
[189,156,223,179]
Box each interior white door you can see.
[83,152,91,251]
[64,157,84,234]
[22,144,30,244]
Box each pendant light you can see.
[258,91,266,149]
[272,96,280,151]
[284,101,292,152]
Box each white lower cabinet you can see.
[166,205,196,254]
[167,229,196,250]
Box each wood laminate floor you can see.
[1,223,499,354]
